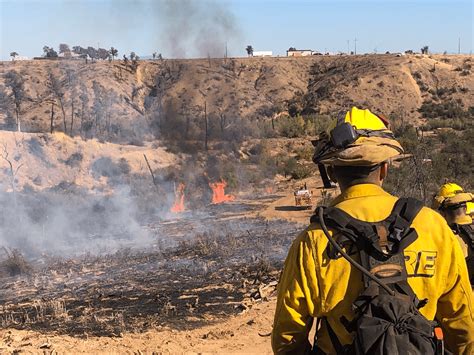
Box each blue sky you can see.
[0,0,472,60]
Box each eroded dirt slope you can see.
[0,130,177,192]
[1,55,472,135]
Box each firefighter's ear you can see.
[379,162,388,182]
[327,165,337,183]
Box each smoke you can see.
[157,0,241,58]
[0,0,245,260]
[0,186,158,259]
[0,136,181,258]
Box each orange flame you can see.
[171,183,185,213]
[209,180,235,204]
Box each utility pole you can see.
[347,40,350,54]
[204,101,208,151]
[354,38,357,55]
[224,41,228,63]
[458,37,461,54]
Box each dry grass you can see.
[0,248,32,277]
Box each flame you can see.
[209,180,235,204]
[171,183,185,213]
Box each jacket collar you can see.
[330,183,391,206]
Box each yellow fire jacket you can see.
[272,184,474,354]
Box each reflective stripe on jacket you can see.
[272,184,474,354]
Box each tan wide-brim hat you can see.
[313,107,404,166]
[317,136,404,166]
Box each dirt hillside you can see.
[0,130,177,192]
[1,55,472,135]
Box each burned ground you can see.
[0,200,301,337]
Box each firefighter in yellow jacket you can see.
[272,107,474,354]
[433,183,474,287]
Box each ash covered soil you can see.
[0,189,320,353]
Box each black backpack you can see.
[311,198,449,355]
[452,223,474,286]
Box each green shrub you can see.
[294,145,314,161]
[290,163,314,179]
[394,124,418,152]
[277,115,306,138]
[278,157,314,179]
[418,100,473,130]
[276,114,332,138]
[385,128,473,203]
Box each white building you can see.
[10,56,29,61]
[253,51,273,57]
[287,49,313,57]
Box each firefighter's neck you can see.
[328,163,388,193]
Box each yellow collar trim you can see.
[331,184,391,206]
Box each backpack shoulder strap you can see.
[382,197,424,254]
[311,205,381,259]
[310,197,424,258]
[391,197,423,220]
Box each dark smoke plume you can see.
[158,0,241,58]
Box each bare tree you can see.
[65,67,78,134]
[91,81,116,138]
[4,71,26,132]
[78,83,91,138]
[92,81,118,136]
[204,101,208,150]
[47,70,67,134]
[218,108,227,134]
[1,143,23,206]
[49,100,56,133]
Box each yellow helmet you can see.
[312,107,403,166]
[467,201,474,216]
[432,182,473,210]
